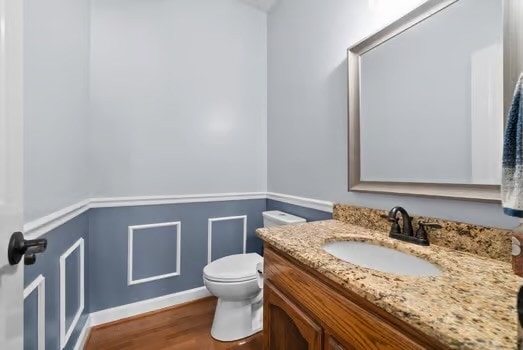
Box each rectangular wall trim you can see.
[24,192,334,239]
[128,221,182,286]
[89,286,211,327]
[24,275,46,350]
[207,215,247,263]
[59,238,85,350]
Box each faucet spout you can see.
[387,206,414,236]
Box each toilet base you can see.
[211,297,263,342]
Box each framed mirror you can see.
[348,0,523,201]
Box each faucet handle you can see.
[418,222,442,229]
[415,221,442,246]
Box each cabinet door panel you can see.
[264,282,322,350]
[326,335,349,350]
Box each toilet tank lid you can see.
[262,210,306,224]
[203,253,263,282]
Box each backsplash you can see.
[333,204,512,262]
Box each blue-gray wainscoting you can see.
[88,199,266,312]
[24,213,90,350]
[22,197,332,349]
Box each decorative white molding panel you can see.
[24,275,46,350]
[207,215,247,263]
[60,238,85,349]
[127,222,182,286]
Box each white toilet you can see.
[203,210,306,342]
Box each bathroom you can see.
[0,0,521,349]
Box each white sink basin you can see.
[322,241,442,277]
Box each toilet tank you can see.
[262,210,306,227]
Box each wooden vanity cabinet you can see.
[263,244,449,350]
[325,335,349,350]
[264,282,322,350]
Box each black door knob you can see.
[8,232,47,266]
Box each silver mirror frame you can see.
[348,0,522,202]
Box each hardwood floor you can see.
[85,297,263,350]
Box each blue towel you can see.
[503,73,523,217]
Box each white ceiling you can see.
[239,0,279,12]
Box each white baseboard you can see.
[72,287,211,349]
[89,287,211,327]
[73,317,91,350]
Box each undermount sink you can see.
[322,241,442,277]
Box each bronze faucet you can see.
[386,206,441,246]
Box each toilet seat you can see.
[203,253,262,283]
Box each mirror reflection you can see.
[358,0,503,185]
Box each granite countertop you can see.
[256,220,520,349]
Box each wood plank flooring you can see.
[85,297,263,350]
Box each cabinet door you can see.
[326,335,348,350]
[264,282,322,350]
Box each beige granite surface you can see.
[333,204,513,262]
[257,220,520,349]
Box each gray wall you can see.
[24,214,90,350]
[23,0,269,224]
[89,0,268,198]
[23,0,91,222]
[267,0,518,229]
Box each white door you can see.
[0,0,24,348]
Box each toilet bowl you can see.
[203,253,263,342]
[203,210,306,342]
